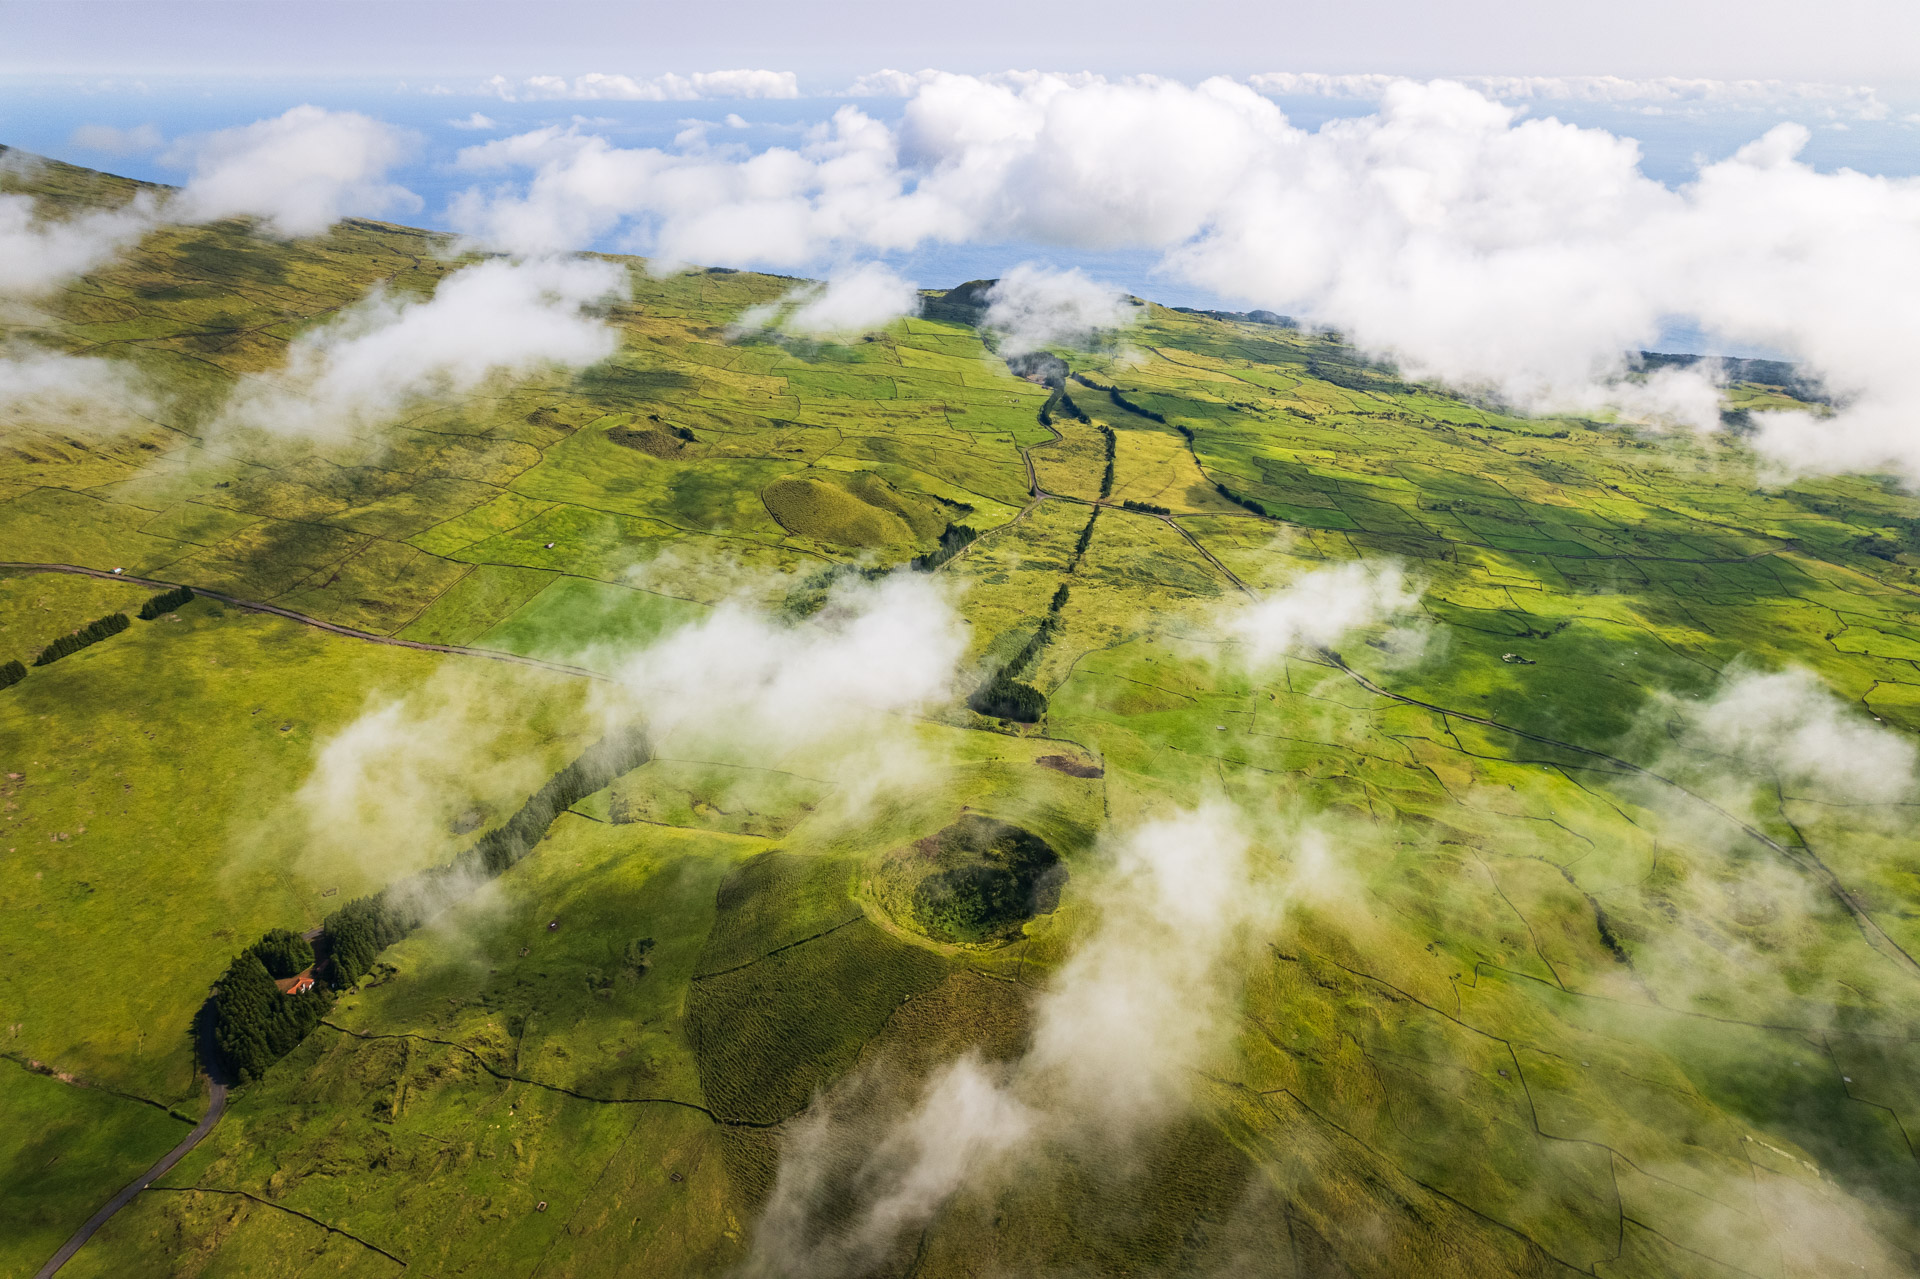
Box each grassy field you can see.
[3,151,1918,1277]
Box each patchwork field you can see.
[3,152,1918,1278]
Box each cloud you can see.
[0,343,157,429]
[981,263,1136,355]
[587,570,965,762]
[484,69,799,102]
[1222,559,1421,668]
[1249,72,1894,120]
[448,111,498,131]
[745,803,1273,1277]
[843,69,937,98]
[4,106,429,299]
[1678,667,1917,805]
[165,105,421,237]
[446,75,1920,481]
[291,668,565,885]
[67,122,164,155]
[0,191,157,296]
[732,262,921,338]
[217,255,626,442]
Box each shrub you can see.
[0,660,23,691]
[138,585,195,619]
[31,612,129,666]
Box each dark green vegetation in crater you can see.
[906,816,1066,944]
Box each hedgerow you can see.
[138,585,195,619]
[31,612,129,666]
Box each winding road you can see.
[34,1085,228,1279]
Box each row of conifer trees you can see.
[204,725,653,1082]
[6,584,197,683]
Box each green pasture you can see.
[3,151,1918,1276]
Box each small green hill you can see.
[761,470,949,547]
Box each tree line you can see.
[1071,374,1169,425]
[1121,499,1171,516]
[32,612,128,666]
[912,523,980,572]
[138,585,195,619]
[967,587,1072,724]
[210,929,327,1084]
[1039,385,1089,428]
[1214,481,1271,517]
[1070,508,1099,568]
[204,724,652,1083]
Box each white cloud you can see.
[438,75,1920,481]
[1682,667,1917,805]
[843,69,937,98]
[733,262,921,338]
[67,122,164,155]
[982,263,1136,355]
[0,191,156,295]
[0,344,156,429]
[1223,560,1420,667]
[293,669,557,883]
[589,571,964,761]
[217,256,626,441]
[448,111,498,131]
[484,69,800,102]
[1249,73,1893,120]
[165,105,421,237]
[745,804,1274,1277]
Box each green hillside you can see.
[3,152,1918,1278]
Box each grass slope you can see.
[2,152,1918,1277]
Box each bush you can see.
[249,928,314,979]
[0,660,23,691]
[138,585,195,619]
[31,612,129,666]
